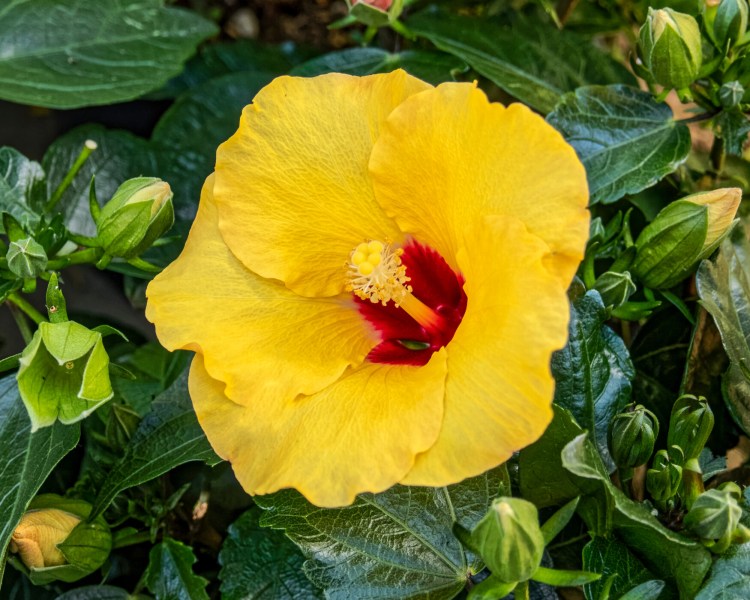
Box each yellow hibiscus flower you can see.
[145,70,589,508]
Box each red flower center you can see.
[355,240,467,366]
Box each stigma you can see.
[346,239,444,334]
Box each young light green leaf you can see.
[408,10,633,113]
[695,542,750,599]
[697,219,750,435]
[219,507,323,600]
[89,369,219,519]
[582,536,656,600]
[256,468,508,600]
[547,85,691,205]
[290,48,467,84]
[551,289,634,472]
[0,147,45,234]
[0,375,80,586]
[467,575,515,600]
[540,497,580,545]
[0,0,217,109]
[145,538,209,600]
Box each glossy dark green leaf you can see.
[715,109,750,156]
[56,586,139,600]
[156,39,311,99]
[42,125,158,237]
[408,10,633,113]
[0,147,45,234]
[0,0,216,108]
[551,289,634,472]
[0,375,80,586]
[256,468,507,600]
[145,537,209,600]
[290,48,467,84]
[219,507,323,600]
[696,220,750,435]
[562,433,711,598]
[582,536,655,600]
[547,85,691,205]
[90,368,220,519]
[695,542,750,599]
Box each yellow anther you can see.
[367,240,384,254]
[367,252,382,266]
[351,251,366,265]
[358,261,374,276]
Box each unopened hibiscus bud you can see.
[346,0,401,26]
[638,8,702,89]
[609,404,658,469]
[720,81,745,107]
[705,0,748,49]
[352,0,392,9]
[6,237,48,279]
[632,188,741,289]
[96,177,174,259]
[684,483,743,553]
[646,448,683,510]
[471,497,544,583]
[667,394,714,462]
[10,495,112,584]
[594,271,636,308]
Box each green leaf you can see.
[540,497,580,545]
[0,0,217,109]
[256,468,508,599]
[467,575,515,600]
[0,374,80,586]
[43,125,158,237]
[0,147,45,233]
[89,368,220,519]
[697,219,750,435]
[562,433,712,598]
[155,39,311,99]
[56,586,140,600]
[547,85,691,205]
[619,580,666,600]
[695,542,750,599]
[145,537,209,600]
[715,109,750,156]
[532,566,601,586]
[408,9,633,113]
[290,48,467,84]
[218,507,323,600]
[551,289,634,471]
[582,536,655,600]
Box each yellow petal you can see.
[369,82,589,284]
[189,350,447,507]
[146,175,376,406]
[213,71,432,297]
[402,215,569,486]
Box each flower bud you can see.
[352,0,392,9]
[470,497,544,583]
[667,394,714,462]
[684,483,743,553]
[720,81,745,107]
[632,188,741,289]
[96,177,174,259]
[609,404,659,468]
[638,8,702,89]
[10,495,111,584]
[646,448,683,509]
[346,0,401,26]
[594,271,636,308]
[705,0,749,49]
[17,320,113,431]
[6,237,48,279]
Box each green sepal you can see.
[88,175,100,225]
[7,237,48,279]
[45,273,68,322]
[2,212,28,243]
[16,321,114,431]
[540,496,580,545]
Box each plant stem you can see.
[710,135,726,176]
[7,292,46,325]
[6,303,34,345]
[45,139,98,214]
[47,247,103,270]
[514,580,530,600]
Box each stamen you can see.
[346,239,445,333]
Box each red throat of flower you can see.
[348,239,467,366]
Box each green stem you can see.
[710,135,726,176]
[7,292,46,325]
[47,247,103,270]
[514,580,530,600]
[581,252,597,289]
[6,302,34,345]
[44,139,98,213]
